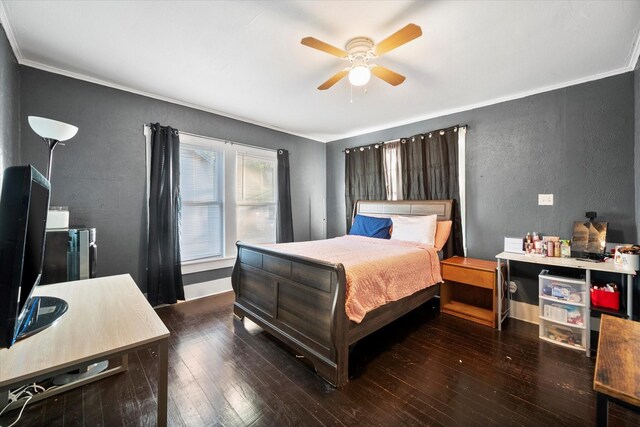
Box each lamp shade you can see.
[28,116,78,142]
[348,66,371,86]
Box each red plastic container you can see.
[590,288,620,311]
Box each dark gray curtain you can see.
[344,146,387,232]
[147,123,184,306]
[276,149,294,243]
[400,127,463,256]
[400,135,427,200]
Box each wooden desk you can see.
[0,275,169,426]
[594,315,640,426]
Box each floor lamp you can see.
[27,116,78,181]
[28,116,107,383]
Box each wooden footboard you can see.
[232,242,350,386]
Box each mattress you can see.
[265,235,442,323]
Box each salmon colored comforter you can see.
[265,235,442,323]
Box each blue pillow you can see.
[349,214,392,239]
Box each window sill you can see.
[182,256,236,274]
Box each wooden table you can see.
[0,274,170,426]
[594,315,640,426]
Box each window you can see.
[179,143,224,262]
[161,132,277,270]
[236,153,277,244]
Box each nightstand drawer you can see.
[442,264,495,290]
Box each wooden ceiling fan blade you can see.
[317,69,349,90]
[372,23,422,57]
[301,37,348,58]
[371,65,406,86]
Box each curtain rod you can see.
[342,124,468,153]
[143,124,284,155]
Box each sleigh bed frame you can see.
[231,199,454,387]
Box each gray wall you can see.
[20,67,326,291]
[327,73,636,262]
[0,24,20,184]
[635,57,640,242]
[635,57,640,318]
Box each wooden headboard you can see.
[353,199,455,258]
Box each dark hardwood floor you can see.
[3,292,639,426]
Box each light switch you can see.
[538,194,553,205]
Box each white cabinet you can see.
[538,270,588,351]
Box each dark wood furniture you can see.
[594,314,640,426]
[231,199,453,387]
[440,256,505,328]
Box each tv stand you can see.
[14,296,68,343]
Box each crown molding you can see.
[0,1,23,62]
[329,65,634,143]
[20,59,325,143]
[628,23,640,71]
[17,57,637,145]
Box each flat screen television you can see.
[0,165,67,348]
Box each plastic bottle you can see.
[561,240,571,258]
[533,233,541,254]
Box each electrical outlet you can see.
[538,194,553,205]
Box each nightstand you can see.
[440,256,506,328]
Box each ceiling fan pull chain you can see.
[350,84,353,104]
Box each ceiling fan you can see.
[301,23,422,91]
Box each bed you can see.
[231,199,454,386]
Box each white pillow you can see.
[390,214,438,247]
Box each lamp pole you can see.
[43,138,60,182]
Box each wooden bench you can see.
[593,315,640,426]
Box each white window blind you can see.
[179,143,224,262]
[236,153,277,244]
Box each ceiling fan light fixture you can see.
[348,65,371,86]
[302,24,421,91]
